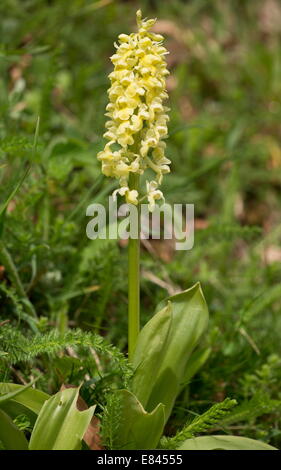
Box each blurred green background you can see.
[0,0,281,446]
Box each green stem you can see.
[42,192,50,243]
[128,172,140,361]
[0,240,37,318]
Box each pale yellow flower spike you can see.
[97,9,170,211]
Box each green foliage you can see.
[0,385,96,450]
[0,409,28,450]
[0,382,49,415]
[0,0,280,449]
[221,393,281,426]
[177,435,277,451]
[100,392,123,450]
[111,390,165,450]
[29,387,95,450]
[0,283,27,325]
[240,354,281,398]
[161,398,237,450]
[13,413,32,432]
[131,283,209,421]
[0,325,132,383]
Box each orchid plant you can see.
[94,10,277,451]
[97,10,171,360]
[0,10,277,451]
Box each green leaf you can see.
[114,390,165,450]
[0,409,28,450]
[177,435,277,450]
[29,387,95,450]
[220,393,281,426]
[161,398,237,449]
[0,401,37,426]
[131,303,172,407]
[0,382,49,415]
[0,378,39,405]
[0,166,30,218]
[132,283,209,421]
[182,347,211,386]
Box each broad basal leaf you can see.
[132,283,209,421]
[131,303,172,407]
[0,382,49,415]
[182,346,211,387]
[29,387,95,450]
[177,435,277,450]
[0,401,37,426]
[0,409,28,450]
[114,389,165,450]
[60,384,102,450]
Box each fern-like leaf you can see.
[220,393,281,426]
[100,392,122,450]
[160,398,237,450]
[0,325,132,383]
